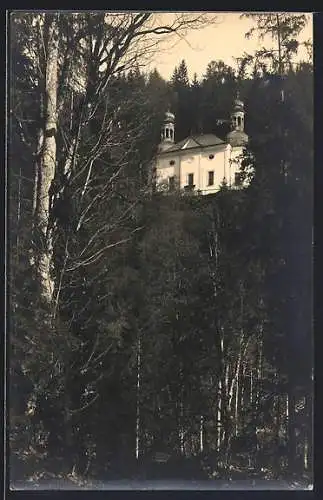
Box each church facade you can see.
[154,95,249,195]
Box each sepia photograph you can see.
[7,10,313,490]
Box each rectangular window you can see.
[188,173,194,186]
[169,176,175,191]
[208,171,214,186]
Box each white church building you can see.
[154,95,249,195]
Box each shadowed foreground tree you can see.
[240,61,313,476]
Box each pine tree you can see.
[201,60,237,136]
[170,59,192,140]
[241,13,309,74]
[191,73,202,134]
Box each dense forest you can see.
[9,12,313,485]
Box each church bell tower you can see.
[158,111,175,152]
[226,92,248,147]
[230,91,245,132]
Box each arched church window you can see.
[238,116,241,127]
[166,128,169,138]
[170,129,173,140]
[170,160,175,166]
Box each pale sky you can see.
[147,12,313,81]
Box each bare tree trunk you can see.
[286,392,289,427]
[200,415,204,453]
[179,401,184,455]
[234,365,240,437]
[209,204,226,454]
[32,156,40,224]
[256,329,263,412]
[34,13,59,304]
[179,366,184,456]
[276,394,280,440]
[217,333,224,452]
[273,389,281,471]
[30,92,44,271]
[303,432,308,471]
[222,361,230,450]
[32,90,44,220]
[135,336,141,460]
[69,90,74,132]
[217,377,222,452]
[15,165,22,266]
[240,361,247,430]
[303,390,312,474]
[236,285,244,437]
[228,337,245,416]
[287,385,296,473]
[253,327,263,469]
[305,389,313,475]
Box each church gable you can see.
[182,138,201,150]
[161,134,224,154]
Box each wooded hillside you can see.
[9,12,313,484]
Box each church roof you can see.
[159,133,225,154]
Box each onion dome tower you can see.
[158,110,175,152]
[226,92,248,147]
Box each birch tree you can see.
[34,14,59,303]
[11,11,217,310]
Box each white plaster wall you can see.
[198,147,227,194]
[178,146,229,193]
[180,152,199,189]
[156,153,180,186]
[156,144,246,193]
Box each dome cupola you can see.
[226,92,248,147]
[159,110,175,152]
